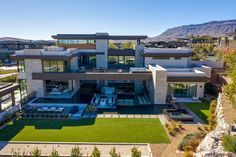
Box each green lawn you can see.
[0,118,170,144]
[184,99,210,123]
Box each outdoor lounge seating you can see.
[90,94,117,109]
[192,95,199,101]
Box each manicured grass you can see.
[184,99,210,123]
[0,118,170,144]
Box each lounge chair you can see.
[171,95,177,101]
[192,95,199,101]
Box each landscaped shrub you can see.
[131,147,141,157]
[204,82,219,97]
[85,104,97,114]
[0,75,17,82]
[165,120,184,136]
[197,126,203,131]
[109,147,121,157]
[11,148,27,157]
[183,150,194,157]
[222,135,236,152]
[30,147,41,157]
[178,132,206,151]
[90,146,101,157]
[208,100,217,129]
[71,146,83,157]
[49,148,59,157]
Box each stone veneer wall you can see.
[96,39,108,69]
[196,93,231,157]
[25,59,44,97]
[148,65,167,104]
[135,45,144,67]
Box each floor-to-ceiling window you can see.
[108,56,135,69]
[42,60,70,72]
[168,83,197,97]
[78,56,96,69]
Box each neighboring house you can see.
[11,33,212,107]
[218,30,236,49]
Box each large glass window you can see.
[168,83,197,97]
[108,56,135,65]
[17,60,25,72]
[58,40,96,45]
[78,56,96,69]
[43,60,69,72]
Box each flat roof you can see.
[142,48,192,57]
[52,34,147,40]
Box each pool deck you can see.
[0,142,152,157]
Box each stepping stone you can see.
[112,114,119,118]
[127,114,135,118]
[97,114,104,118]
[149,115,156,118]
[119,114,127,118]
[135,115,142,118]
[142,115,149,118]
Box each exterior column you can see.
[96,33,109,69]
[11,92,15,106]
[150,65,168,104]
[135,45,144,67]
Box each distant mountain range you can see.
[146,19,236,42]
[0,37,55,44]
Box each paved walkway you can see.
[0,142,152,157]
[96,113,167,125]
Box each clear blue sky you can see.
[1,0,235,40]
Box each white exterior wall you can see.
[145,57,189,68]
[96,39,108,69]
[149,65,168,104]
[24,59,44,97]
[194,65,212,78]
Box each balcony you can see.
[32,67,152,81]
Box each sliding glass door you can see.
[168,83,197,97]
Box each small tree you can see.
[109,147,121,157]
[71,146,83,157]
[131,147,141,157]
[85,104,97,114]
[49,148,59,157]
[11,148,27,157]
[90,146,101,157]
[30,147,41,157]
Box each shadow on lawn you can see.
[0,118,96,141]
[185,99,210,124]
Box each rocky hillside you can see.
[146,19,236,42]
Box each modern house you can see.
[11,33,212,108]
[218,30,236,49]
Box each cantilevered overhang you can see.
[0,83,19,97]
[167,76,209,82]
[108,49,135,56]
[10,54,77,60]
[32,72,152,81]
[142,48,192,57]
[77,51,105,56]
[52,34,147,40]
